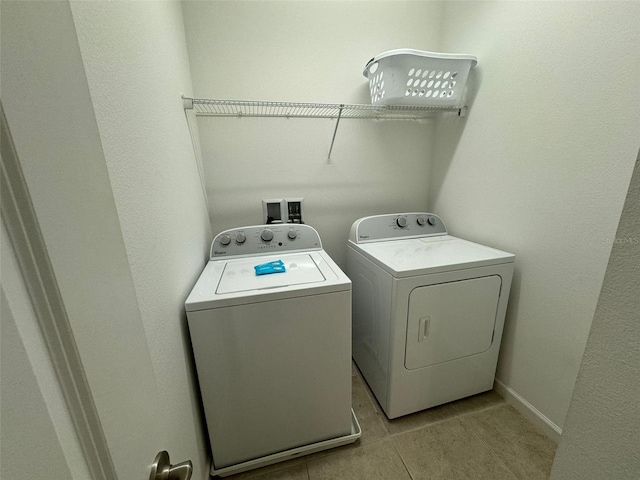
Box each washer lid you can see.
[352,235,514,277]
[216,253,325,294]
[185,250,351,312]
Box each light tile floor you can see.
[221,364,557,480]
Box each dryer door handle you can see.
[418,316,430,342]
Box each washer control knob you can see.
[417,217,426,226]
[261,229,274,242]
[396,216,407,228]
[219,234,231,246]
[427,216,436,226]
[236,233,246,244]
[287,230,297,240]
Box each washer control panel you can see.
[349,213,447,244]
[210,224,322,259]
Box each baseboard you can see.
[494,379,562,443]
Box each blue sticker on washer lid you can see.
[254,260,286,276]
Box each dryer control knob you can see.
[427,216,436,226]
[287,230,297,240]
[219,234,231,246]
[236,233,246,244]
[261,229,274,242]
[417,217,426,226]
[396,217,408,228]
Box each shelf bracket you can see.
[182,96,194,110]
[327,105,344,164]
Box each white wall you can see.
[68,1,212,477]
[550,151,640,479]
[2,1,211,478]
[68,2,212,475]
[181,0,443,267]
[432,2,640,431]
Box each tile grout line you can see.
[390,434,417,480]
[354,362,513,441]
[318,364,515,477]
[302,367,393,465]
[461,417,520,480]
[386,404,519,480]
[303,434,389,466]
[231,404,508,478]
[386,401,507,439]
[305,433,397,466]
[353,365,393,440]
[351,367,522,480]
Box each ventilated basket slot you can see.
[364,49,477,107]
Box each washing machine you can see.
[186,224,360,477]
[347,213,515,419]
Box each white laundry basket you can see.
[363,49,477,107]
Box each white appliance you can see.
[186,224,360,477]
[347,213,515,419]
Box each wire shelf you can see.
[183,98,464,119]
[182,97,467,162]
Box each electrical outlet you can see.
[262,199,287,224]
[285,198,304,224]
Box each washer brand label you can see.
[213,250,226,255]
[359,235,370,239]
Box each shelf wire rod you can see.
[327,105,344,164]
[187,98,465,119]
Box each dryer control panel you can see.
[210,224,322,259]
[349,213,447,244]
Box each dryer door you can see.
[405,275,501,370]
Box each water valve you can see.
[285,198,304,224]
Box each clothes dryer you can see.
[347,213,514,419]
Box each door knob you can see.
[149,451,193,480]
